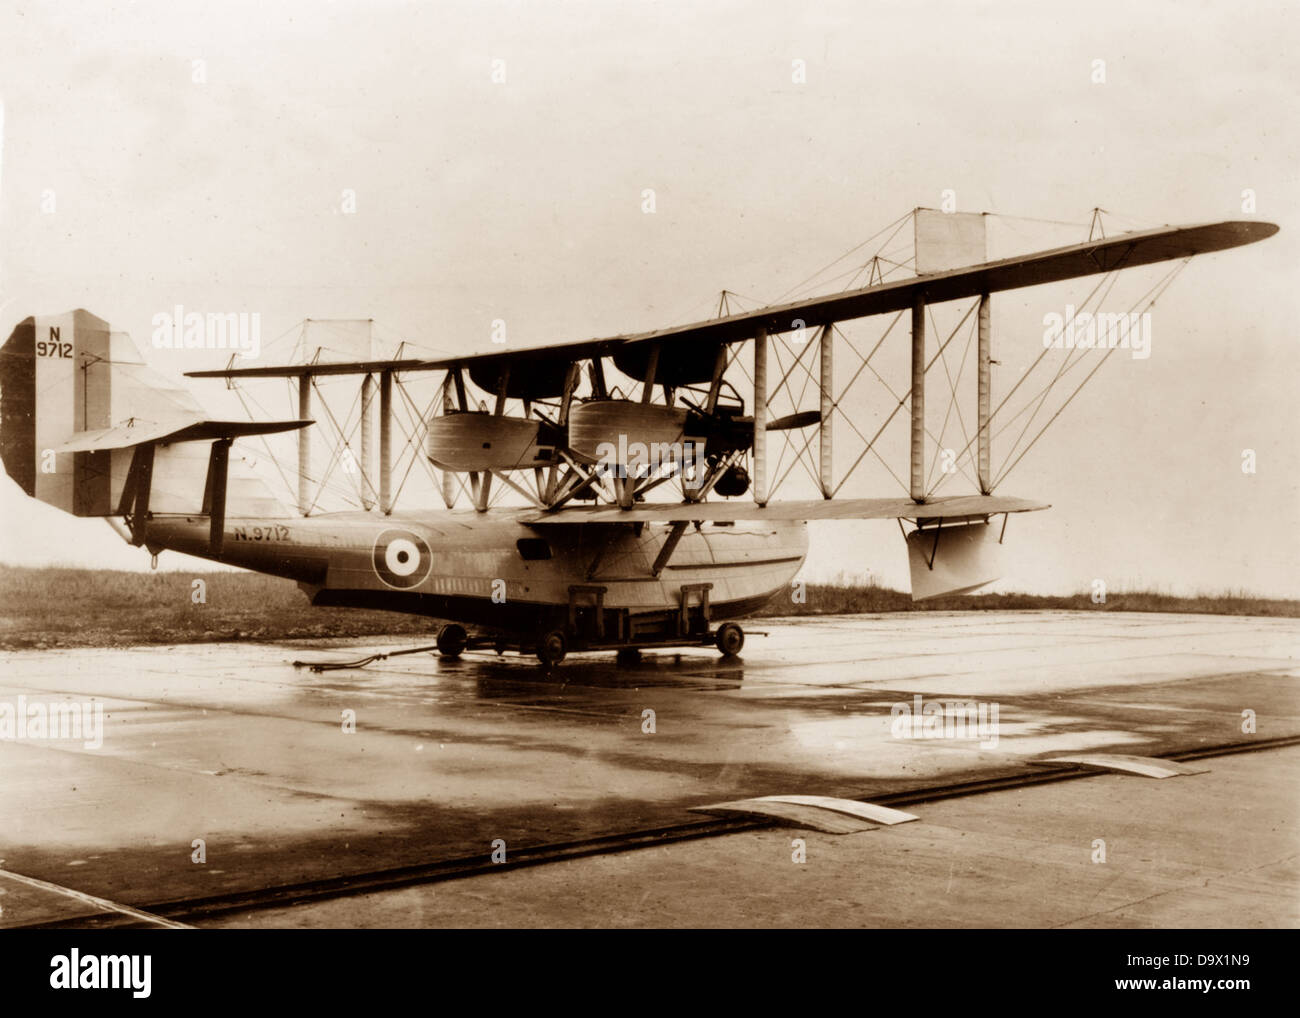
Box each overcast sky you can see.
[1,0,1296,597]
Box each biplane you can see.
[0,211,1277,664]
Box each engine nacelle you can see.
[567,400,706,474]
[426,411,559,472]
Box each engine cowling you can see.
[426,411,559,472]
[567,400,706,474]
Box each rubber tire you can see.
[436,624,468,658]
[536,629,568,666]
[714,622,745,657]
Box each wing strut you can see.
[360,375,375,510]
[652,521,689,577]
[201,438,232,554]
[296,375,311,515]
[753,325,768,506]
[117,443,156,547]
[379,369,393,514]
[977,292,991,494]
[818,323,833,497]
[910,293,926,502]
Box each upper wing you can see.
[186,220,1277,385]
[520,494,1049,524]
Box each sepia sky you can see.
[0,0,1296,597]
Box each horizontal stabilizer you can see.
[521,494,1048,524]
[54,417,311,453]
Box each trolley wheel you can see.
[615,647,642,666]
[436,624,468,658]
[536,629,568,666]
[714,622,745,657]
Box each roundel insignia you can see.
[372,529,433,589]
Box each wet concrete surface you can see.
[1,610,1297,927]
[204,744,1300,929]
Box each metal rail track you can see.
[18,732,1300,929]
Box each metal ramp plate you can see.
[1027,754,1210,779]
[691,795,918,834]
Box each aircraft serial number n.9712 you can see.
[232,524,291,542]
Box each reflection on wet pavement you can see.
[1,610,1297,925]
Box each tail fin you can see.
[1,309,293,529]
[0,309,119,515]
